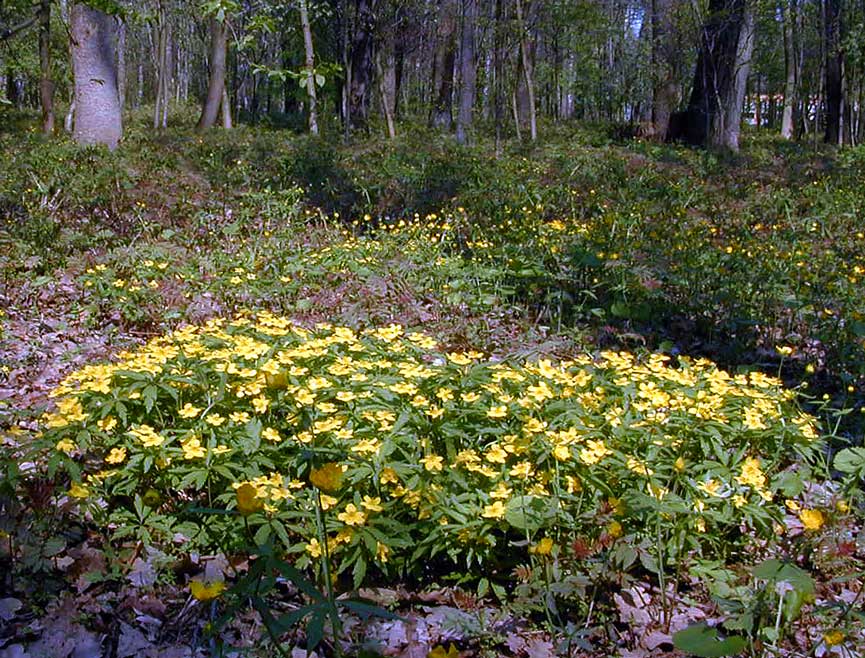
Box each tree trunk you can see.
[780,0,797,138]
[221,85,232,129]
[682,0,754,150]
[70,2,122,149]
[823,0,842,144]
[455,0,477,144]
[299,0,319,135]
[197,16,227,130]
[153,5,171,130]
[38,0,55,135]
[376,51,395,138]
[429,0,458,130]
[116,16,126,111]
[493,0,504,152]
[514,0,536,140]
[349,0,376,131]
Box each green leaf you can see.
[340,599,402,621]
[673,623,747,657]
[834,447,865,476]
[752,560,815,595]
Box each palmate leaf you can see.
[673,623,747,657]
[834,447,865,478]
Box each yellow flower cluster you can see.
[43,311,821,572]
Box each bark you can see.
[823,0,842,144]
[429,0,458,130]
[299,0,319,135]
[455,0,477,144]
[780,0,797,138]
[153,5,171,130]
[349,0,376,131]
[493,0,504,152]
[39,0,54,135]
[197,16,227,130]
[392,30,404,118]
[651,0,679,138]
[514,0,536,140]
[376,51,396,138]
[221,85,232,129]
[116,16,126,110]
[681,0,755,150]
[70,3,122,150]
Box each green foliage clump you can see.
[43,311,821,588]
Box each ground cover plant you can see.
[1,116,865,657]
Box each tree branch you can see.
[0,13,38,41]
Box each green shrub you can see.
[44,312,821,587]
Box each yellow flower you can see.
[482,501,506,519]
[674,456,686,472]
[484,444,508,464]
[337,503,367,526]
[427,643,460,658]
[190,579,226,601]
[68,483,89,499]
[735,456,767,489]
[129,424,164,448]
[262,427,281,442]
[361,496,383,512]
[380,468,400,485]
[179,403,202,419]
[250,395,269,413]
[319,494,338,510]
[486,405,508,418]
[376,542,390,563]
[697,479,722,497]
[97,416,117,432]
[799,508,825,532]
[205,413,226,426]
[55,439,76,454]
[235,483,264,516]
[607,520,623,538]
[230,411,251,424]
[181,437,206,460]
[420,454,444,472]
[306,537,322,558]
[310,463,344,493]
[447,352,473,366]
[105,447,127,464]
[529,537,555,556]
[823,630,845,647]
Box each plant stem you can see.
[314,487,343,658]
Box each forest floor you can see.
[1,112,864,658]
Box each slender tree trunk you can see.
[153,8,170,129]
[430,0,458,129]
[781,0,797,138]
[38,0,55,135]
[116,16,126,111]
[197,16,227,130]
[393,29,404,118]
[514,0,536,140]
[823,0,842,144]
[299,0,319,134]
[221,85,232,128]
[376,51,395,138]
[754,75,762,127]
[70,2,122,149]
[455,0,477,144]
[493,0,504,152]
[349,0,376,131]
